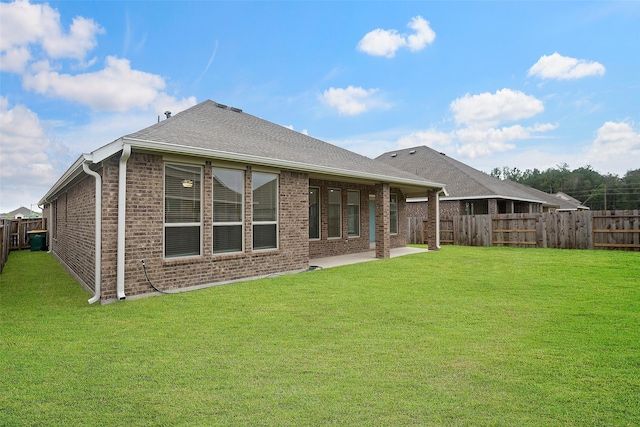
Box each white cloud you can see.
[528,52,606,80]
[450,89,544,127]
[406,16,436,52]
[357,16,435,58]
[0,0,103,63]
[397,129,453,150]
[396,123,557,159]
[0,98,60,212]
[23,56,196,113]
[321,86,387,116]
[0,46,31,72]
[584,121,640,174]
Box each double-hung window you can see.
[164,164,202,258]
[212,168,244,254]
[252,172,278,250]
[328,188,341,238]
[347,190,360,237]
[390,193,398,235]
[309,187,320,240]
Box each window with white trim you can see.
[212,168,244,254]
[390,193,398,235]
[347,190,360,237]
[309,187,320,240]
[328,188,341,238]
[252,172,278,250]
[164,164,202,258]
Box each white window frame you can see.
[390,193,398,235]
[309,186,321,240]
[328,188,342,239]
[212,167,244,255]
[347,189,360,238]
[164,163,203,259]
[252,172,279,251]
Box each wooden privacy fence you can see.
[0,218,48,273]
[413,210,640,250]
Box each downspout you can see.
[117,144,131,300]
[82,161,102,304]
[435,190,441,250]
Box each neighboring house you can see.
[376,145,587,218]
[39,100,444,304]
[553,191,590,211]
[0,207,42,219]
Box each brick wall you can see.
[99,152,310,301]
[47,150,415,302]
[49,174,97,292]
[308,179,407,259]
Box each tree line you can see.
[490,164,640,210]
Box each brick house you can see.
[376,146,586,220]
[40,100,444,304]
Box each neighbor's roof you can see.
[505,181,589,211]
[40,101,444,204]
[376,145,550,204]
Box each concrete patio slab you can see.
[309,246,428,269]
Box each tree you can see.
[489,165,640,210]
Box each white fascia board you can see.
[123,137,446,191]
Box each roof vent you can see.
[409,150,416,154]
[216,103,228,109]
[439,152,446,156]
[230,107,243,113]
[164,111,171,119]
[391,153,397,157]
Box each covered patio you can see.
[309,246,429,269]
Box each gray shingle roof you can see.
[376,145,554,204]
[502,180,588,210]
[125,100,441,190]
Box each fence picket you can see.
[413,210,640,251]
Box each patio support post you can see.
[375,183,390,259]
[426,189,441,250]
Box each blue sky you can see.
[1,0,639,212]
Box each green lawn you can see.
[1,247,639,426]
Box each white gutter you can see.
[82,160,102,304]
[116,145,131,300]
[122,137,446,191]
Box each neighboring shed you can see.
[39,100,444,303]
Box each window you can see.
[309,187,320,240]
[252,172,278,250]
[390,193,398,235]
[165,164,202,258]
[328,188,341,238]
[212,168,244,254]
[347,190,360,237]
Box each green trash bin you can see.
[27,230,47,251]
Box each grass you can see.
[1,246,639,426]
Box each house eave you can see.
[439,194,551,205]
[40,137,447,206]
[121,137,446,192]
